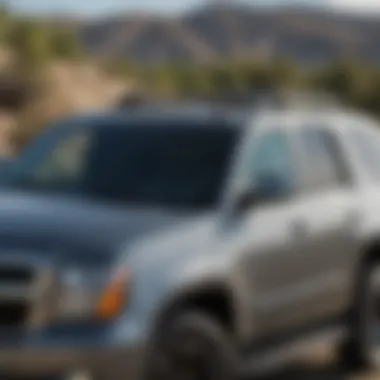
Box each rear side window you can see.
[349,127,380,181]
[297,128,350,191]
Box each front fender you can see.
[149,277,235,330]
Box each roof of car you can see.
[55,92,354,134]
[59,104,250,132]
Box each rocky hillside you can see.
[0,58,131,155]
[76,4,380,65]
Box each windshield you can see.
[5,123,239,210]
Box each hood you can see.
[0,191,193,263]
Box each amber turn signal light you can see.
[95,268,130,320]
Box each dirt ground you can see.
[7,340,378,380]
[253,362,378,380]
[250,345,380,380]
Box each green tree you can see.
[50,29,83,60]
[0,5,11,44]
[172,66,204,98]
[270,58,302,89]
[208,64,234,96]
[150,65,179,97]
[10,20,51,70]
[312,60,373,107]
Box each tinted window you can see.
[85,125,238,208]
[4,128,92,192]
[32,130,91,187]
[298,128,349,190]
[349,128,380,181]
[7,123,239,210]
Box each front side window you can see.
[245,130,296,198]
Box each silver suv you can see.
[0,102,380,380]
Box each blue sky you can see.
[9,0,210,15]
[7,0,380,16]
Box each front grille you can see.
[0,258,40,329]
[0,300,29,327]
[0,266,34,284]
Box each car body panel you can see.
[0,105,380,378]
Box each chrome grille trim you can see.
[0,253,56,329]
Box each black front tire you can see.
[144,311,238,380]
[340,264,380,372]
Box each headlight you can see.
[56,266,130,321]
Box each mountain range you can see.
[72,3,380,65]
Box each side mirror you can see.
[235,188,260,213]
[235,171,292,212]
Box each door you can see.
[235,126,314,338]
[287,126,360,323]
[236,124,358,341]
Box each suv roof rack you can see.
[116,91,151,109]
[115,89,342,113]
[204,89,342,110]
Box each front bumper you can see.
[0,322,146,380]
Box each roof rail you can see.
[263,90,341,109]
[204,89,341,110]
[116,91,151,109]
[115,89,341,112]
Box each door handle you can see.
[345,210,360,230]
[290,219,310,239]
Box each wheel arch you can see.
[351,237,380,315]
[150,280,238,341]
